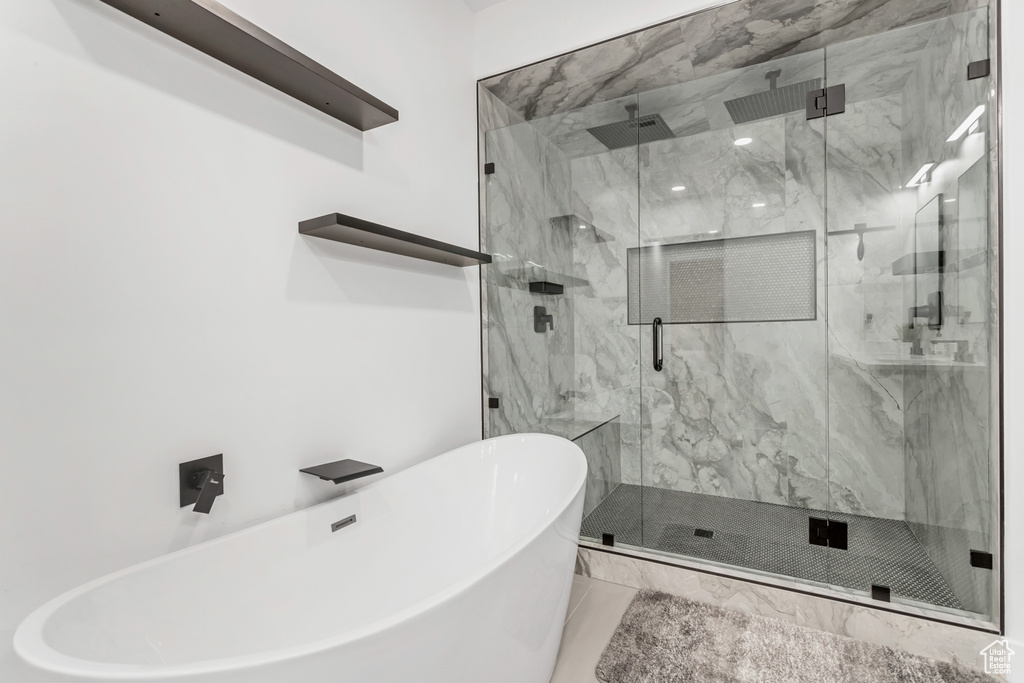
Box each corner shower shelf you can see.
[891,250,988,276]
[529,281,565,295]
[892,251,945,275]
[300,213,491,267]
[530,414,621,442]
[98,0,399,131]
[299,459,383,485]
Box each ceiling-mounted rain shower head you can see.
[724,69,822,124]
[587,103,676,150]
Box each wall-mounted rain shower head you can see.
[724,70,822,124]
[587,103,676,150]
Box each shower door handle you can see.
[653,317,663,372]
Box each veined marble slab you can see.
[480,0,987,127]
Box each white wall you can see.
[0,0,478,678]
[999,0,1024,676]
[473,0,728,78]
[477,0,1024,675]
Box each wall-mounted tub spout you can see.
[534,306,554,333]
[300,459,383,484]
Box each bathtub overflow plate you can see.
[331,515,357,532]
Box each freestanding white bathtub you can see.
[14,434,587,682]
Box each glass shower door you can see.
[822,9,998,621]
[635,50,830,581]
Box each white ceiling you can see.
[461,0,511,12]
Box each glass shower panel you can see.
[481,86,645,540]
[556,93,645,545]
[482,114,576,440]
[823,10,997,620]
[634,51,829,581]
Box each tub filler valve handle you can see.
[179,454,225,514]
[191,469,224,514]
[534,306,554,333]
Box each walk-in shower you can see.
[478,0,1001,631]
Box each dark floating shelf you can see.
[98,0,398,131]
[300,459,383,485]
[529,281,565,295]
[300,213,491,267]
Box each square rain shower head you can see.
[724,78,822,124]
[587,112,676,150]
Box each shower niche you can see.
[478,0,1000,631]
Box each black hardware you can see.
[971,550,994,570]
[529,281,565,295]
[97,1,398,132]
[653,317,663,372]
[830,521,848,550]
[602,533,615,547]
[808,517,848,550]
[908,291,944,331]
[694,528,714,539]
[484,162,496,175]
[488,397,500,409]
[871,585,892,602]
[534,306,554,333]
[809,517,828,546]
[300,459,383,485]
[968,59,991,80]
[331,515,357,532]
[299,213,491,267]
[806,84,846,119]
[179,454,225,514]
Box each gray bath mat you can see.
[596,591,996,683]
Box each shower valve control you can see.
[534,306,554,333]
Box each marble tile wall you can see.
[823,93,909,519]
[481,88,576,436]
[568,144,644,488]
[480,0,985,125]
[569,93,907,519]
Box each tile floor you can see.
[580,484,966,610]
[550,572,1003,682]
[550,575,637,683]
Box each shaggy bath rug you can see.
[596,591,998,683]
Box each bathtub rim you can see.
[14,433,587,680]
